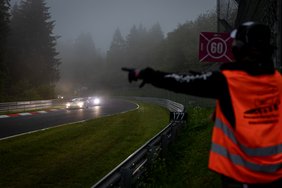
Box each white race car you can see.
[65,98,89,109]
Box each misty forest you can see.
[0,0,217,102]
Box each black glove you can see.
[121,67,140,82]
[122,67,155,88]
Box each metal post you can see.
[161,133,168,158]
[121,167,132,187]
[217,0,220,32]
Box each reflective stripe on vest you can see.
[211,142,282,173]
[215,118,282,157]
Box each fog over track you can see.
[11,0,216,52]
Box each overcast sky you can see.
[11,0,216,52]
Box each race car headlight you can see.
[78,102,84,108]
[66,103,70,108]
[93,98,100,105]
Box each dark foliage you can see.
[0,0,10,101]
[5,0,60,101]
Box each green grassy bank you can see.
[0,102,169,188]
[139,106,221,188]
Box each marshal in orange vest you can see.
[209,70,282,183]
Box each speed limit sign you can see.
[199,32,234,62]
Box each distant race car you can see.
[65,98,89,109]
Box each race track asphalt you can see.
[0,98,138,139]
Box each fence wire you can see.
[218,0,238,32]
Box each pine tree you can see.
[72,32,97,90]
[0,0,9,62]
[145,23,164,68]
[124,23,165,68]
[107,28,126,66]
[161,11,217,71]
[148,23,164,45]
[125,24,149,67]
[0,0,10,100]
[8,0,60,99]
[8,3,26,83]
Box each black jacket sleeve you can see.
[140,68,228,99]
[139,67,238,126]
[139,67,236,126]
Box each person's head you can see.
[231,21,273,63]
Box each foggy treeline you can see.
[0,0,9,101]
[58,12,217,98]
[0,0,217,102]
[0,0,59,101]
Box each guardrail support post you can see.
[171,123,177,141]
[147,144,158,167]
[120,167,132,187]
[161,134,168,158]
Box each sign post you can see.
[199,32,234,62]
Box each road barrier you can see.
[0,99,64,113]
[92,97,187,188]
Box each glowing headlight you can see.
[93,98,100,105]
[78,102,84,108]
[66,103,70,108]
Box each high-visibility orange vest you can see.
[209,70,282,184]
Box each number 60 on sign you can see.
[199,32,234,63]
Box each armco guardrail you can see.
[131,97,185,112]
[0,99,63,113]
[92,97,186,188]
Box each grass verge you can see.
[139,106,221,188]
[0,102,169,188]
